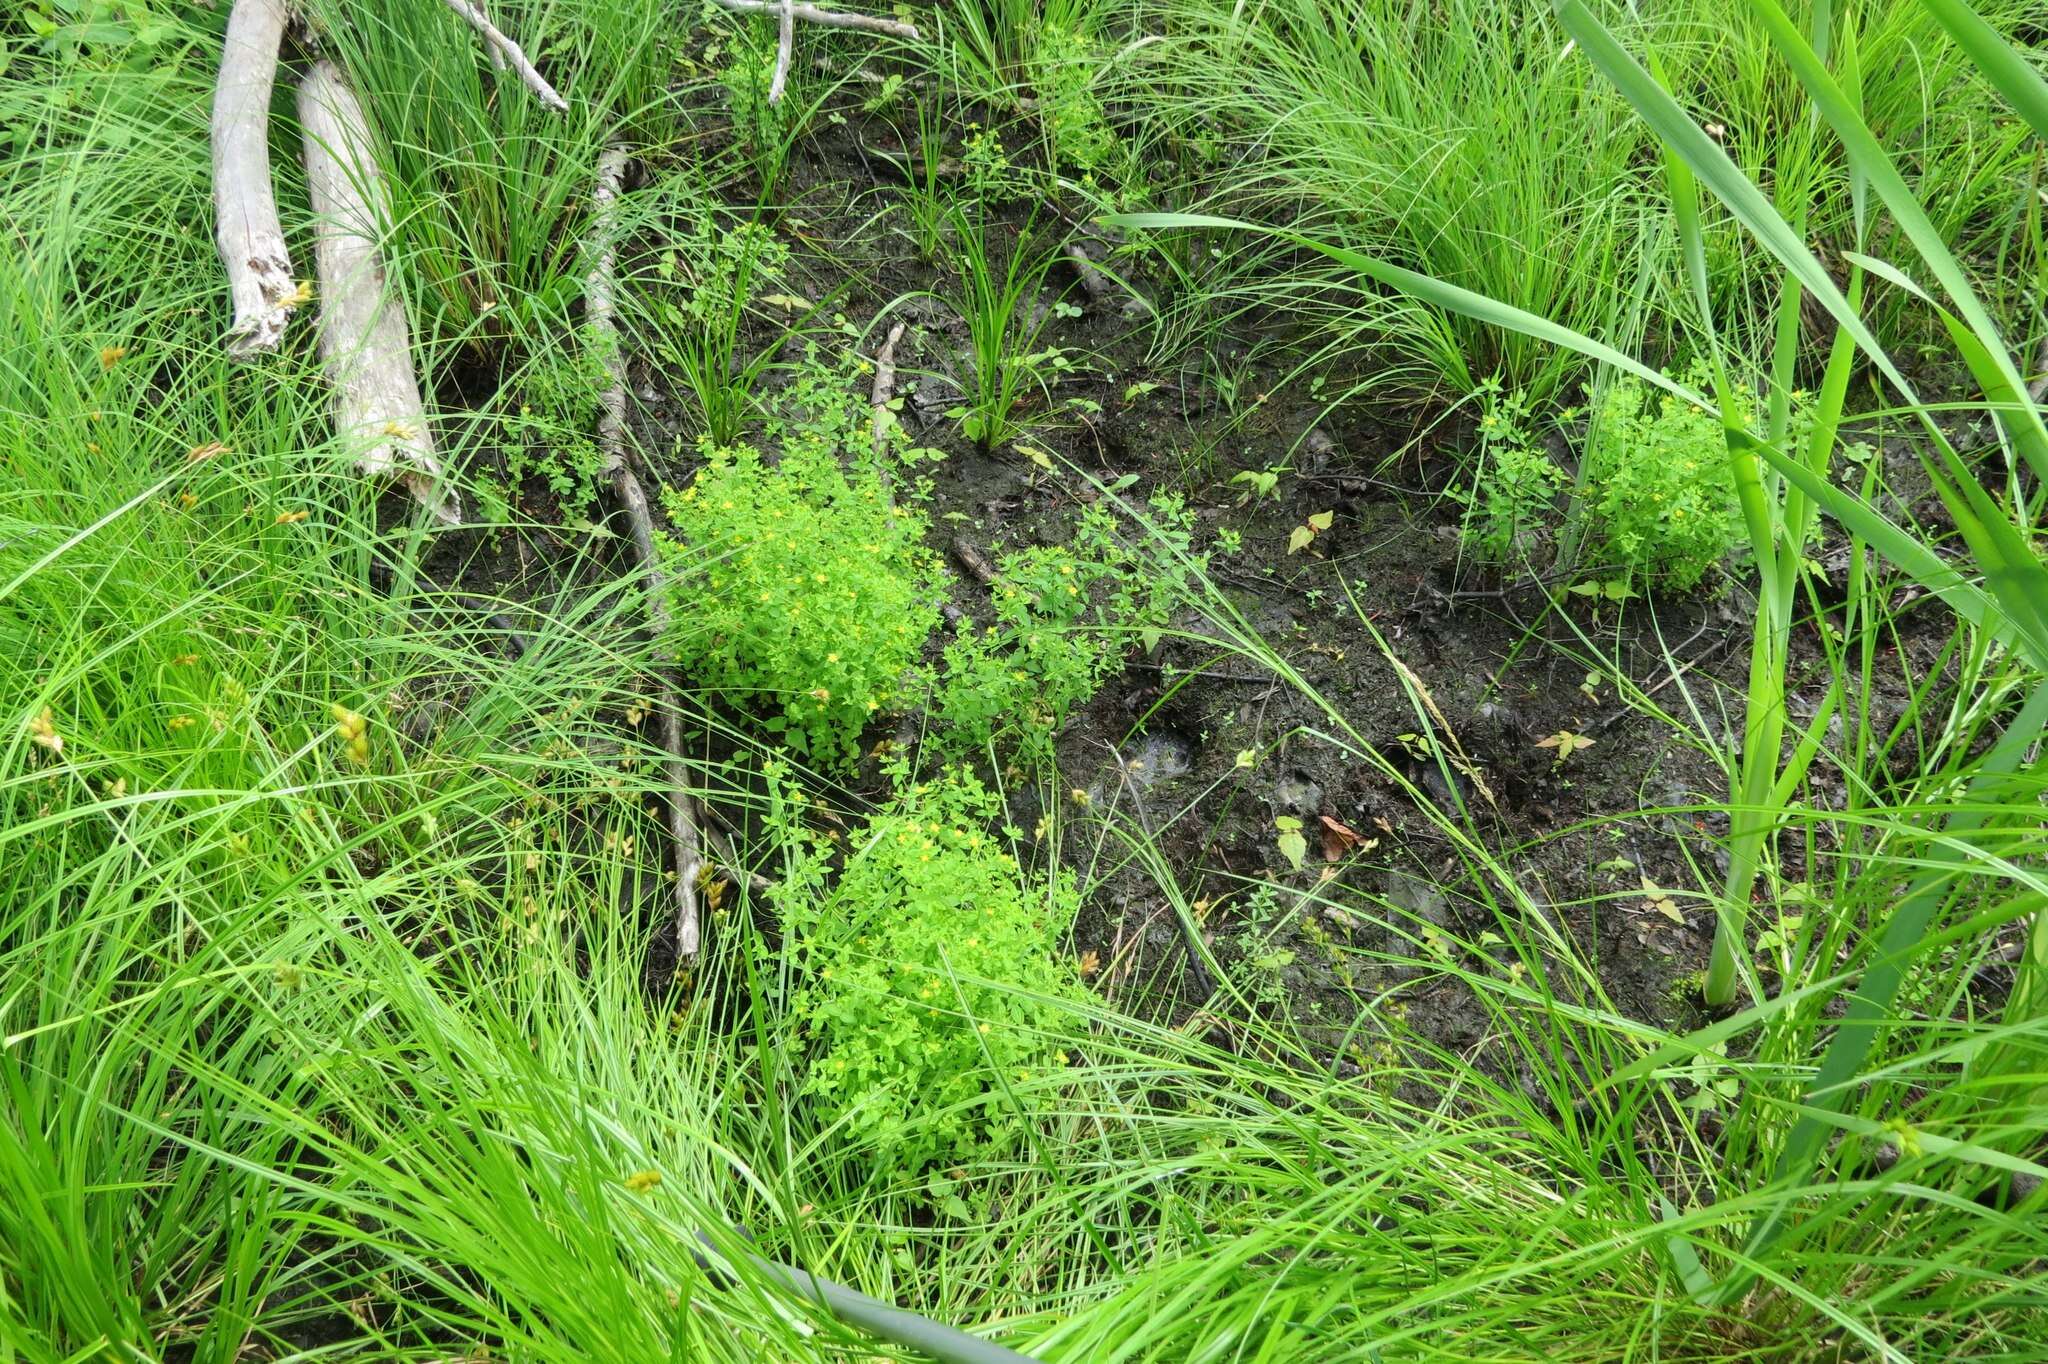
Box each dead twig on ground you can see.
[588,145,705,959]
[298,59,459,522]
[870,319,907,460]
[212,0,295,358]
[949,536,999,587]
[442,0,569,112]
[709,0,918,40]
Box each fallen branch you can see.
[211,0,295,358]
[768,0,796,104]
[870,319,907,460]
[298,59,459,522]
[589,145,705,961]
[442,0,568,113]
[709,0,918,40]
[949,535,999,587]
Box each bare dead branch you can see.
[589,145,705,961]
[949,535,999,587]
[442,0,568,113]
[298,59,459,522]
[870,319,907,460]
[768,0,796,104]
[212,0,295,358]
[709,0,918,40]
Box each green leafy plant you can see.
[1031,21,1122,175]
[1456,384,1567,564]
[716,20,805,196]
[659,351,939,768]
[776,768,1088,1175]
[1568,363,1759,589]
[500,345,611,517]
[652,216,795,444]
[935,496,1201,755]
[941,201,1076,449]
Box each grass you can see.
[4,1,2047,1361]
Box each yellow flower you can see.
[98,345,127,370]
[623,1169,662,1194]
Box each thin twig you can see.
[442,0,568,113]
[589,145,705,960]
[709,0,918,39]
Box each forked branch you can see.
[710,0,919,43]
[442,0,569,113]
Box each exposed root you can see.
[443,0,569,113]
[589,145,705,960]
[298,59,459,522]
[212,0,295,358]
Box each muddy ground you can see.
[419,74,1981,1074]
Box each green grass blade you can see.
[1917,0,2048,147]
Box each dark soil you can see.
[440,71,1969,1069]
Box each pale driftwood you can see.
[870,319,906,460]
[710,0,917,40]
[588,146,705,960]
[298,59,460,522]
[212,0,295,358]
[442,0,568,113]
[768,0,796,104]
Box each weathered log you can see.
[298,59,460,522]
[709,0,917,40]
[589,146,705,960]
[211,0,295,358]
[442,0,568,113]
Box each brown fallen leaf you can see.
[1319,814,1363,861]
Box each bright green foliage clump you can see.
[1032,23,1121,176]
[1459,366,1774,590]
[778,769,1087,1173]
[1578,366,1751,590]
[937,495,1201,754]
[496,345,611,518]
[1457,384,1566,563]
[660,358,939,768]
